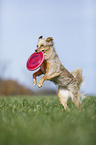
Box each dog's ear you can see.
[38,36,43,40]
[46,37,53,42]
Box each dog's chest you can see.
[40,61,46,74]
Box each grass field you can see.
[0,96,96,145]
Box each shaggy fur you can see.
[33,36,83,110]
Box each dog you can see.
[33,36,83,110]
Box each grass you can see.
[0,96,96,145]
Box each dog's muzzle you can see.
[35,49,38,52]
[35,49,44,53]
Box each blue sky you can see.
[1,0,96,94]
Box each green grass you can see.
[0,96,96,145]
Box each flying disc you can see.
[26,52,44,71]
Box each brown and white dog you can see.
[33,36,83,110]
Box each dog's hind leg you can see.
[72,96,81,108]
[69,84,81,108]
[58,87,70,110]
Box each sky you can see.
[0,0,96,95]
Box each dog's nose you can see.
[35,49,38,52]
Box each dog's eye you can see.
[40,44,44,47]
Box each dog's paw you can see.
[33,79,37,86]
[38,82,43,88]
[65,107,70,112]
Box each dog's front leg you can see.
[33,69,43,86]
[38,62,60,88]
[38,73,59,88]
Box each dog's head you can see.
[35,36,54,60]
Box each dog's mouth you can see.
[35,49,44,53]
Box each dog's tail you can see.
[71,68,83,86]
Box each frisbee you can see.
[26,52,44,71]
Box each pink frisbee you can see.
[26,52,44,71]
